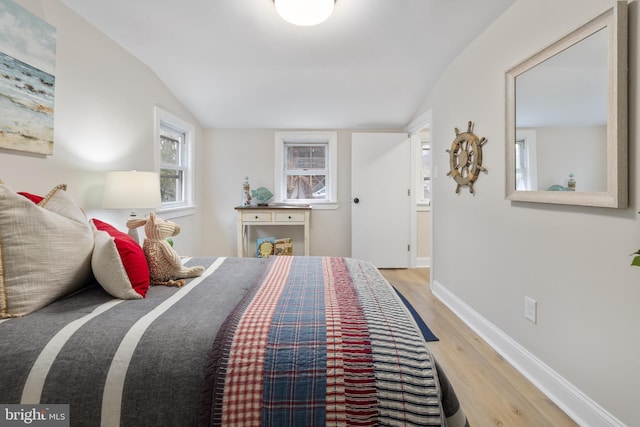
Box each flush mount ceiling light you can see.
[274,0,335,26]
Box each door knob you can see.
[353,197,360,204]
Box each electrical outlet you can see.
[524,297,537,323]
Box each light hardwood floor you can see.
[379,268,577,427]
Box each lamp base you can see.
[128,227,140,244]
[128,212,141,244]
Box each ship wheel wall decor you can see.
[446,121,488,194]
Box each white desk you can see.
[235,206,311,257]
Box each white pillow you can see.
[0,184,94,318]
[91,229,144,300]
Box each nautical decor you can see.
[446,121,488,194]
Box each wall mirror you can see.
[505,1,627,208]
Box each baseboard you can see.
[416,257,430,268]
[431,280,625,427]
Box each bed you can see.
[0,183,468,426]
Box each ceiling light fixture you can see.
[274,0,335,26]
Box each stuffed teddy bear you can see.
[127,212,204,287]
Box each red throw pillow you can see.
[91,218,150,298]
[18,191,44,204]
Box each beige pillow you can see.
[0,184,94,318]
[91,228,144,300]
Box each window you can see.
[284,144,327,199]
[412,129,431,207]
[154,107,195,216]
[275,131,337,208]
[420,140,431,205]
[515,129,537,191]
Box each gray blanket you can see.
[0,257,467,427]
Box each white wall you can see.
[413,0,639,425]
[200,129,353,257]
[417,209,431,266]
[6,0,625,421]
[201,128,432,265]
[531,126,607,191]
[0,0,204,255]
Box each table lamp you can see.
[103,170,161,243]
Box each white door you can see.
[352,133,412,268]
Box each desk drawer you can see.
[242,212,272,222]
[275,212,306,222]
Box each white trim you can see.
[154,106,196,214]
[309,202,338,210]
[515,129,538,191]
[156,205,197,219]
[431,280,626,427]
[405,109,432,134]
[408,134,418,269]
[416,257,430,268]
[274,131,338,207]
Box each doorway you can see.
[407,110,432,269]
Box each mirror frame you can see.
[505,1,627,208]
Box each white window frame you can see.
[515,129,537,191]
[154,106,196,218]
[274,131,338,209]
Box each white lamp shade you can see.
[103,171,161,209]
[274,0,334,26]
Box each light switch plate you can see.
[525,296,537,323]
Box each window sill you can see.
[275,201,339,210]
[310,202,338,210]
[157,204,196,219]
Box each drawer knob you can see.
[255,215,259,219]
[288,215,292,219]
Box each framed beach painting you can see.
[0,0,56,155]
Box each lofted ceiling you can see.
[58,0,515,130]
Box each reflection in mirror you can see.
[516,28,607,192]
[505,1,627,207]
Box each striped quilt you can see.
[200,256,446,427]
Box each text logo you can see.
[0,405,69,426]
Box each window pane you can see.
[160,136,179,166]
[159,124,186,202]
[286,144,326,170]
[515,139,527,190]
[276,132,336,205]
[286,175,326,200]
[160,168,183,202]
[423,179,431,200]
[422,146,431,167]
[421,142,431,203]
[160,124,185,167]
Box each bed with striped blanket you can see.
[0,256,467,427]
